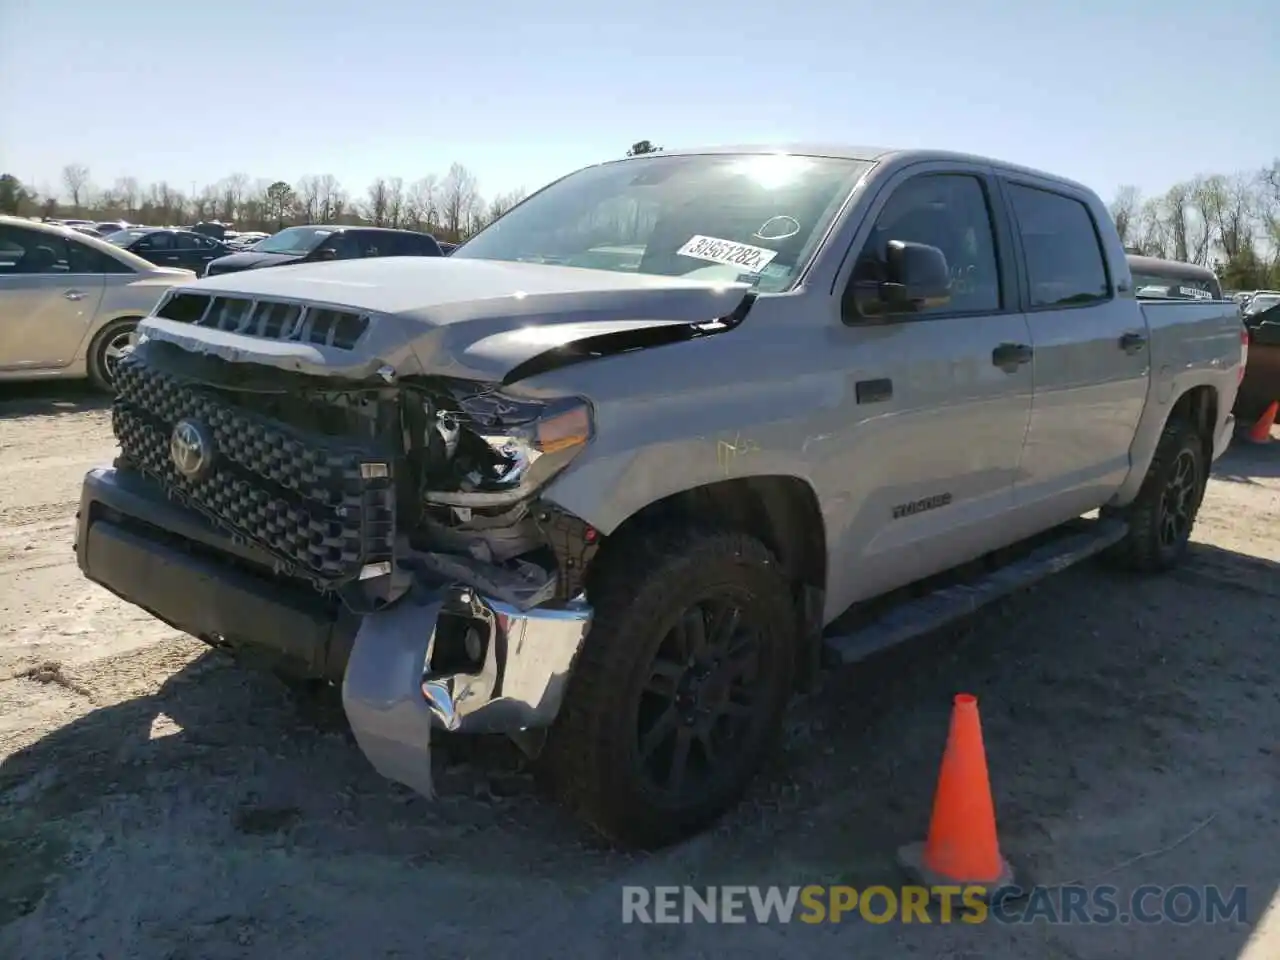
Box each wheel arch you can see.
[581,474,829,688]
[1111,382,1219,507]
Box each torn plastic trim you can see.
[341,581,592,799]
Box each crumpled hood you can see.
[138,256,752,382]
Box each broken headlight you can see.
[425,392,594,508]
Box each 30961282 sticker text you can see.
[676,235,779,274]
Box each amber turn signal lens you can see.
[535,404,592,454]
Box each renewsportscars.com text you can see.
[621,884,1248,925]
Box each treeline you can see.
[1109,159,1280,290]
[0,163,529,243]
[3,148,1277,289]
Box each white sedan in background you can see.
[0,216,195,390]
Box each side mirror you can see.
[844,240,952,321]
[314,247,338,261]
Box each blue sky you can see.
[0,0,1274,207]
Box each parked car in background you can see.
[70,225,105,238]
[190,220,234,243]
[203,224,444,276]
[1238,294,1280,423]
[105,227,233,276]
[0,216,195,390]
[1243,291,1280,318]
[97,220,131,235]
[1127,254,1223,301]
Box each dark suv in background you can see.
[203,224,443,277]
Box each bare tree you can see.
[1134,197,1169,258]
[316,174,343,223]
[146,181,185,225]
[1255,162,1280,273]
[62,163,90,210]
[385,177,405,228]
[217,173,250,222]
[1160,183,1193,263]
[484,187,528,227]
[1109,185,1141,247]
[365,178,390,226]
[295,175,322,223]
[191,185,219,221]
[440,163,479,239]
[111,176,140,217]
[406,175,438,231]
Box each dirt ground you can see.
[1,382,1277,960]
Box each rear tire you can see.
[1105,417,1206,572]
[87,318,139,392]
[541,528,797,849]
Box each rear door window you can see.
[136,232,176,252]
[1006,184,1111,308]
[68,240,134,274]
[0,226,72,274]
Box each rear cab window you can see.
[1131,274,1218,300]
[1006,184,1111,308]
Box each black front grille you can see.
[156,291,369,350]
[113,354,396,589]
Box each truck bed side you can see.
[1110,299,1244,506]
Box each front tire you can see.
[87,319,139,392]
[1105,417,1207,572]
[542,528,797,848]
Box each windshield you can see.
[253,226,335,256]
[1246,294,1280,315]
[452,153,872,292]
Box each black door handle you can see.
[992,342,1033,370]
[1120,331,1148,353]
[855,378,893,404]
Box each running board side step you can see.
[821,517,1129,666]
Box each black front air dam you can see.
[76,467,356,679]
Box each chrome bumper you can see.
[341,585,591,798]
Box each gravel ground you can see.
[1,382,1277,960]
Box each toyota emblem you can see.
[170,418,216,481]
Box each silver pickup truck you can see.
[75,145,1245,848]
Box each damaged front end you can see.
[110,315,604,796]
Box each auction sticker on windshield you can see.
[677,235,779,274]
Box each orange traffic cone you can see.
[1245,401,1277,445]
[898,694,1014,897]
